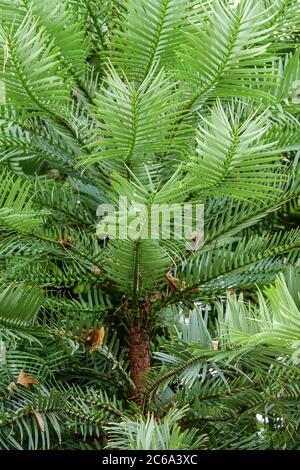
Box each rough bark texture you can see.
[130,323,151,405]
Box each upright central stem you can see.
[130,323,151,403]
[130,240,151,406]
[130,299,151,406]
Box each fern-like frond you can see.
[30,0,91,77]
[175,229,300,296]
[0,169,43,232]
[0,13,71,114]
[176,0,278,109]
[81,65,189,166]
[217,272,300,348]
[187,101,285,201]
[112,0,203,83]
[105,407,207,450]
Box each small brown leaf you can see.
[87,327,105,352]
[187,286,201,295]
[277,387,286,398]
[189,230,198,241]
[17,371,39,389]
[226,289,236,295]
[7,381,18,396]
[101,280,112,289]
[211,340,219,351]
[165,272,187,292]
[151,291,162,301]
[58,236,74,250]
[91,265,102,276]
[33,409,45,432]
[23,405,31,416]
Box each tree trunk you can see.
[130,323,150,406]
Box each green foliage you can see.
[83,65,190,166]
[145,273,300,449]
[105,407,208,450]
[0,0,299,450]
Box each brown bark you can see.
[130,323,151,405]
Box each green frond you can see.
[178,229,300,295]
[0,169,43,232]
[217,272,300,348]
[81,65,189,166]
[0,0,26,31]
[105,407,207,450]
[0,117,84,174]
[272,49,300,103]
[0,282,42,327]
[0,13,71,114]
[176,0,278,109]
[0,388,64,450]
[187,101,285,201]
[263,0,300,41]
[71,0,125,53]
[33,177,95,227]
[104,239,170,296]
[203,155,300,245]
[29,0,91,77]
[112,0,203,82]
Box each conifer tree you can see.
[0,0,299,450]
